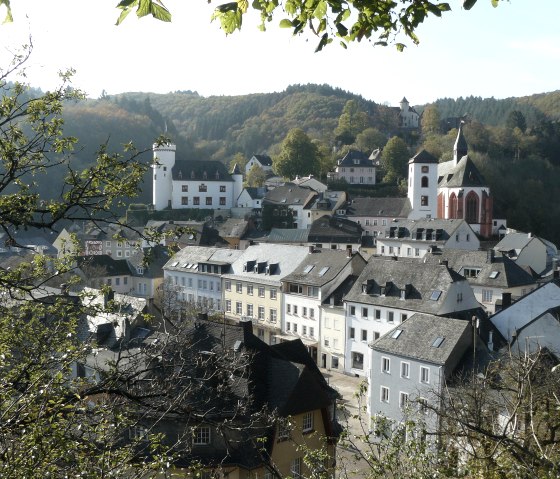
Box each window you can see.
[302,325,307,336]
[401,313,408,322]
[401,361,410,378]
[421,196,429,206]
[388,311,394,323]
[225,300,231,313]
[247,284,254,295]
[293,323,298,333]
[361,330,368,342]
[246,304,253,317]
[278,420,291,441]
[418,397,428,415]
[482,289,493,303]
[286,322,291,331]
[362,307,368,318]
[350,306,356,316]
[219,197,226,206]
[236,282,242,293]
[199,184,207,192]
[399,392,409,409]
[115,278,120,286]
[258,306,265,320]
[290,284,304,294]
[380,386,389,403]
[382,357,390,373]
[309,327,314,338]
[293,305,298,315]
[182,185,188,192]
[287,304,291,314]
[291,457,302,479]
[309,308,315,319]
[235,302,242,315]
[258,286,265,297]
[352,352,364,369]
[270,289,277,300]
[415,248,420,257]
[374,332,380,340]
[205,197,212,205]
[420,366,430,384]
[302,307,308,317]
[194,426,211,445]
[302,412,313,432]
[331,356,339,369]
[193,196,200,205]
[270,309,277,323]
[181,196,189,205]
[374,309,381,321]
[349,327,355,339]
[220,185,226,192]
[421,176,429,188]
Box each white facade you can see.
[152,142,176,211]
[320,301,347,371]
[407,154,438,220]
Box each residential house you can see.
[308,215,363,253]
[343,197,412,244]
[422,249,538,314]
[280,246,366,362]
[152,142,244,211]
[343,257,480,377]
[77,255,134,293]
[127,245,169,299]
[262,183,319,229]
[222,244,312,345]
[305,190,348,226]
[327,149,378,185]
[163,246,243,313]
[494,230,558,276]
[368,313,472,440]
[376,218,479,259]
[490,279,560,357]
[245,154,274,174]
[236,186,268,209]
[292,175,328,193]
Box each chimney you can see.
[240,316,253,336]
[554,269,559,280]
[487,249,495,263]
[502,292,512,309]
[440,259,449,267]
[488,330,494,352]
[309,245,314,254]
[346,245,352,258]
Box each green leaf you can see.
[491,0,499,6]
[313,0,327,20]
[115,7,133,25]
[137,0,151,17]
[314,32,329,52]
[463,0,477,10]
[279,18,293,28]
[150,3,171,22]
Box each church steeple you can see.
[453,122,468,164]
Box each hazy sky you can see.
[0,1,559,107]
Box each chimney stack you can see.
[502,292,512,309]
[346,245,352,258]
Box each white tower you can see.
[152,142,176,211]
[407,150,438,219]
[230,163,244,208]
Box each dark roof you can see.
[262,183,317,207]
[345,197,411,218]
[77,255,132,277]
[336,149,375,167]
[251,154,273,166]
[372,313,471,366]
[438,155,487,188]
[128,245,169,279]
[409,149,439,164]
[344,257,468,315]
[308,215,362,243]
[172,160,233,182]
[244,186,267,200]
[266,228,310,244]
[380,218,472,244]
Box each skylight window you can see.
[432,337,445,348]
[391,329,403,339]
[303,265,315,274]
[318,266,330,276]
[489,271,500,279]
[430,290,442,301]
[171,261,179,267]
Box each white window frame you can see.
[302,411,313,433]
[420,366,430,384]
[193,426,211,445]
[380,386,389,403]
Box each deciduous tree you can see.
[273,128,322,179]
[381,136,410,183]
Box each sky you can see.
[0,1,559,107]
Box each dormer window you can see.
[199,184,207,192]
[203,171,208,179]
[215,170,220,179]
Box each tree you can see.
[273,128,322,179]
[229,152,247,173]
[506,109,527,133]
[101,0,505,52]
[245,164,266,187]
[355,127,387,153]
[334,100,370,146]
[420,104,441,135]
[381,136,410,183]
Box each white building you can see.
[152,142,243,211]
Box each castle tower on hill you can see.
[152,142,176,211]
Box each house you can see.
[327,149,377,185]
[368,313,472,440]
[245,154,274,175]
[163,245,243,313]
[262,183,319,229]
[292,175,328,193]
[305,190,348,225]
[422,249,538,314]
[77,255,134,293]
[80,316,340,479]
[494,230,558,276]
[236,186,268,209]
[489,279,560,357]
[376,218,480,259]
[398,97,420,129]
[152,142,243,211]
[308,215,363,253]
[222,244,312,345]
[343,257,481,377]
[344,197,412,243]
[280,246,366,362]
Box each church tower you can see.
[152,142,176,211]
[407,150,438,219]
[453,122,468,164]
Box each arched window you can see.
[448,193,457,219]
[421,176,429,188]
[466,191,479,224]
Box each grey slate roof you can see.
[409,149,439,164]
[380,218,471,243]
[172,160,233,182]
[78,255,133,276]
[336,149,374,167]
[251,154,273,166]
[308,215,362,243]
[437,155,487,188]
[282,248,364,287]
[128,245,170,279]
[244,186,267,200]
[266,228,310,244]
[262,182,317,207]
[494,232,542,252]
[345,197,412,218]
[344,256,466,315]
[422,249,536,289]
[163,246,243,272]
[372,313,471,366]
